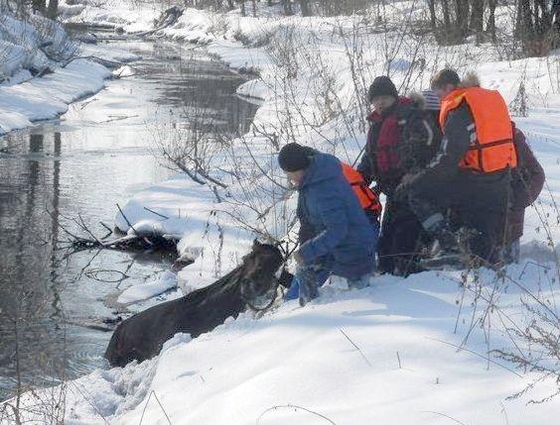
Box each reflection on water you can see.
[0,39,259,400]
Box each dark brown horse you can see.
[105,240,286,367]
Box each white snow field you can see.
[0,58,110,134]
[8,266,560,424]
[3,1,560,423]
[0,7,144,135]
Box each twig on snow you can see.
[421,410,468,425]
[425,337,523,378]
[257,404,336,425]
[139,391,172,425]
[339,328,372,367]
[144,207,170,219]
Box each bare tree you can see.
[515,0,559,56]
[46,0,57,19]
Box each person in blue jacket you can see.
[278,143,379,306]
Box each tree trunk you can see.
[534,0,552,35]
[455,0,469,38]
[487,0,497,43]
[47,0,58,19]
[283,0,293,15]
[240,0,246,16]
[251,0,257,17]
[428,0,437,33]
[470,0,484,44]
[516,0,533,40]
[300,0,311,16]
[553,0,560,34]
[441,0,452,43]
[32,0,46,14]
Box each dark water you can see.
[0,38,259,400]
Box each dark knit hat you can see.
[430,69,460,90]
[368,76,398,102]
[278,143,311,172]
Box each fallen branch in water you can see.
[52,210,178,256]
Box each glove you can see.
[394,173,417,200]
[400,172,417,186]
[293,251,305,265]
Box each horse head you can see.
[238,239,284,304]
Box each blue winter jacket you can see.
[297,152,378,280]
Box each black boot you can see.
[421,223,475,270]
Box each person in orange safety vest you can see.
[395,69,518,268]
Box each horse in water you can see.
[105,240,286,367]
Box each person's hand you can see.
[394,176,413,201]
[400,173,416,185]
[293,251,305,265]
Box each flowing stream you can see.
[0,35,259,400]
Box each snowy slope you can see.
[104,268,560,425]
[0,58,111,135]
[0,8,142,135]
[8,265,560,424]
[104,2,560,291]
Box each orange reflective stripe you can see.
[440,87,518,173]
[341,162,382,215]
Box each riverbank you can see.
[61,1,560,246]
[67,1,560,292]
[0,11,135,135]
[0,59,111,135]
[0,33,259,407]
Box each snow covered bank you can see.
[85,1,560,284]
[0,9,136,135]
[0,12,74,82]
[0,58,111,135]
[7,265,560,424]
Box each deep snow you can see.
[3,1,560,423]
[8,267,560,424]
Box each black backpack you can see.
[396,106,442,174]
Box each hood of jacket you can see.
[299,152,342,189]
[458,71,481,89]
[366,96,414,122]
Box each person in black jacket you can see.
[357,76,441,276]
[399,69,517,267]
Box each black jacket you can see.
[407,102,512,213]
[358,98,440,196]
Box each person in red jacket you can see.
[505,123,545,262]
[357,76,441,275]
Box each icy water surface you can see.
[0,38,258,400]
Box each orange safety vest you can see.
[439,87,518,173]
[341,162,382,216]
